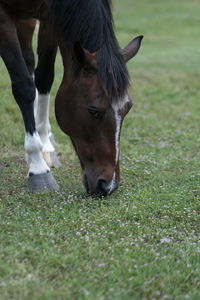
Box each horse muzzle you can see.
[83,174,118,197]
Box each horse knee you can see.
[12,77,36,104]
[35,66,54,94]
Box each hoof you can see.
[50,151,61,168]
[43,152,53,168]
[49,134,61,168]
[43,151,61,168]
[28,172,59,193]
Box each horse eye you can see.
[88,108,103,119]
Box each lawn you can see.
[0,0,199,299]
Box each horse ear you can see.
[74,42,97,67]
[121,35,143,63]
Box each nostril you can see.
[98,179,118,196]
[98,179,108,196]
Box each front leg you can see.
[35,93,55,166]
[34,21,61,168]
[0,9,59,192]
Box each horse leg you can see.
[0,9,59,192]
[34,21,61,168]
[17,19,36,75]
[17,19,39,126]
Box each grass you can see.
[0,0,200,299]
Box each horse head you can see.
[55,36,143,196]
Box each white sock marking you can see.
[25,132,50,175]
[35,93,55,152]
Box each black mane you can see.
[47,0,129,100]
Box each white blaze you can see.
[107,102,123,194]
[114,110,121,164]
[107,95,130,193]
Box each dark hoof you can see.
[28,172,59,193]
[50,151,61,168]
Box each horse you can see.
[0,0,143,197]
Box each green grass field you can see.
[0,0,199,299]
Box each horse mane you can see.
[47,0,129,101]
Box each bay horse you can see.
[0,0,143,196]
